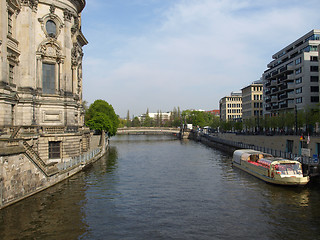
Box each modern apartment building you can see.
[241,80,263,121]
[263,29,320,115]
[219,92,242,121]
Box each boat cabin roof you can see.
[233,149,301,166]
[233,149,272,164]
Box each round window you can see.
[46,20,56,37]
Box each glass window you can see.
[311,96,319,102]
[295,77,302,84]
[310,56,318,62]
[295,57,301,65]
[49,141,61,159]
[310,66,319,72]
[46,20,57,37]
[305,34,320,41]
[42,63,55,94]
[301,45,318,52]
[310,76,318,82]
[296,87,302,94]
[310,86,319,92]
[296,97,302,104]
[295,67,301,74]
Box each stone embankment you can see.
[0,132,108,209]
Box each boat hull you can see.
[233,161,309,186]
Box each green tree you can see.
[210,115,220,130]
[118,117,126,128]
[85,99,119,136]
[142,114,153,127]
[132,116,141,127]
[86,112,112,133]
[126,110,131,127]
[182,110,214,128]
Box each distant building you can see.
[139,112,172,124]
[219,92,242,121]
[206,110,220,116]
[241,80,263,121]
[262,29,320,115]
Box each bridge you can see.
[117,127,180,135]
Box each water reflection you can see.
[0,172,88,239]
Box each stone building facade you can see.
[241,80,263,121]
[0,0,106,209]
[219,91,242,122]
[1,0,89,159]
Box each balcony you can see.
[272,105,279,110]
[266,98,271,103]
[270,80,277,86]
[287,65,295,71]
[266,106,271,111]
[265,81,271,87]
[287,83,295,90]
[271,70,278,76]
[286,74,295,80]
[279,84,287,90]
[280,103,288,109]
[287,91,294,99]
[279,94,287,100]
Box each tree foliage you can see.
[132,116,141,127]
[85,100,119,136]
[182,110,216,128]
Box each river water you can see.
[1,135,320,240]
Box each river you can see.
[1,135,320,240]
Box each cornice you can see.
[71,0,85,13]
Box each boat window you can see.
[275,163,302,175]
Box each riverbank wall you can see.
[0,132,108,209]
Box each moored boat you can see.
[232,149,309,186]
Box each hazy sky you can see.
[81,0,320,118]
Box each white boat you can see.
[232,149,309,186]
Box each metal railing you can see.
[56,148,101,171]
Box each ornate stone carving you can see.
[71,16,80,35]
[7,0,21,13]
[77,63,82,95]
[21,0,38,11]
[38,13,64,39]
[71,42,83,67]
[64,8,73,22]
[49,4,55,14]
[37,40,64,62]
[7,48,20,64]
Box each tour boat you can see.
[232,149,309,186]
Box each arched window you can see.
[46,20,56,37]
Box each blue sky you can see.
[81,0,320,118]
